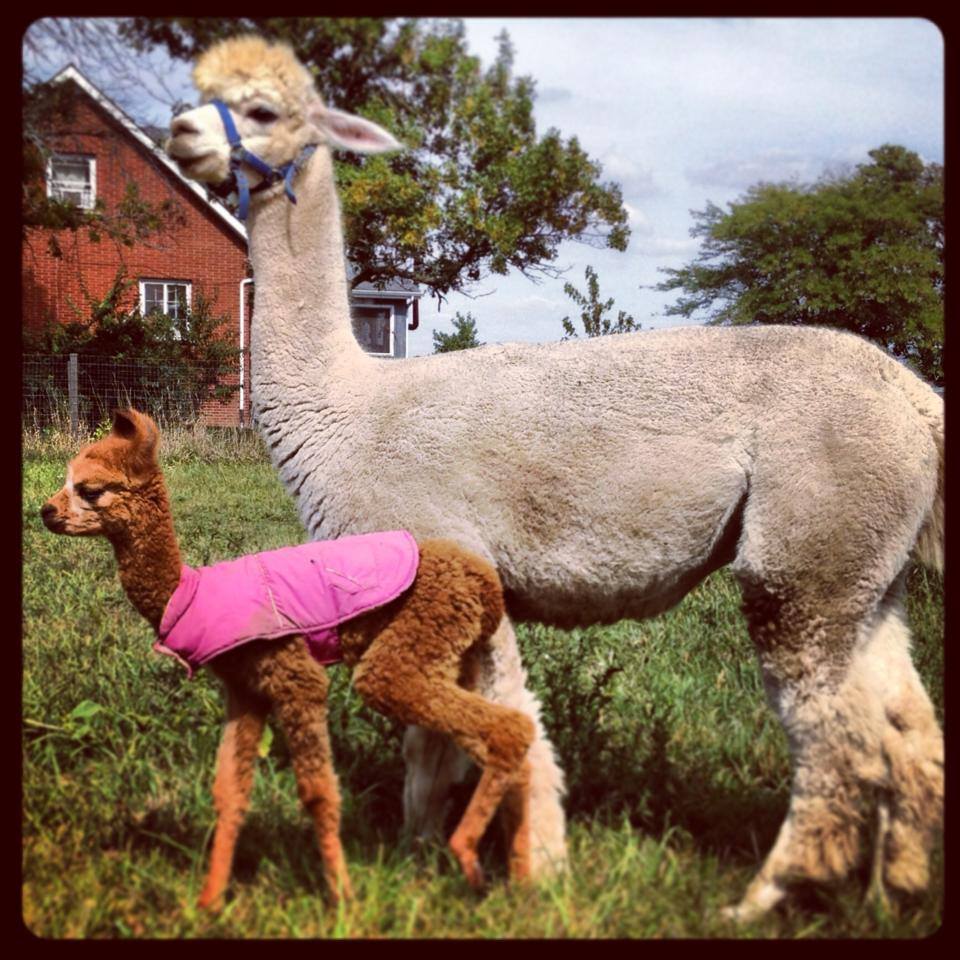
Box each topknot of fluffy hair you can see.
[193,35,319,112]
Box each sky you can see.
[23,17,944,357]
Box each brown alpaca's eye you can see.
[76,485,102,503]
[247,106,278,124]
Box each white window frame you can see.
[350,302,396,357]
[139,280,193,337]
[46,154,97,210]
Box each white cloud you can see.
[632,235,701,259]
[622,203,699,258]
[685,149,830,190]
[538,86,573,103]
[599,151,660,197]
[622,202,652,232]
[512,294,565,310]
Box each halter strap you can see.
[209,99,316,220]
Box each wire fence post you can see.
[67,353,79,437]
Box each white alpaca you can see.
[168,36,943,919]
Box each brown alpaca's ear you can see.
[112,408,139,439]
[112,409,160,475]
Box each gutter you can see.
[239,278,254,425]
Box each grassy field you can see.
[22,426,944,938]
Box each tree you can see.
[432,311,483,353]
[120,18,630,303]
[23,17,191,114]
[561,266,638,340]
[22,77,185,259]
[655,145,943,385]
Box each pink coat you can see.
[155,531,419,677]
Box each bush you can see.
[23,268,241,431]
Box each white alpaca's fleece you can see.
[171,36,943,918]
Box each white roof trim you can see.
[50,65,247,243]
[351,290,421,301]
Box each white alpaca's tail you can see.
[914,422,944,573]
[885,357,944,573]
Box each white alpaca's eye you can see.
[247,106,278,124]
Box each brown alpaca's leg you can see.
[353,641,534,888]
[498,761,533,882]
[357,662,533,888]
[269,665,352,902]
[349,542,528,888]
[463,640,533,883]
[446,719,534,888]
[197,688,267,911]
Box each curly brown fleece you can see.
[41,409,534,909]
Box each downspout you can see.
[239,278,254,426]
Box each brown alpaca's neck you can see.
[107,475,183,632]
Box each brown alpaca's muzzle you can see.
[40,486,104,537]
[39,499,65,532]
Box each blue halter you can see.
[209,99,316,219]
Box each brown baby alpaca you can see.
[41,409,535,910]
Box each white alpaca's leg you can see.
[724,668,871,921]
[401,616,568,878]
[402,725,472,841]
[865,601,943,895]
[726,586,942,923]
[725,593,887,923]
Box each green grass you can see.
[22,433,944,938]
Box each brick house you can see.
[22,65,422,427]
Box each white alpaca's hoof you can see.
[864,877,891,915]
[720,879,786,925]
[865,798,892,914]
[528,842,568,881]
[720,903,754,925]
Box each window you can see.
[350,304,395,356]
[47,155,96,209]
[139,280,191,321]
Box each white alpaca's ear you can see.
[308,103,402,154]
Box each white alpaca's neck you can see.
[244,146,379,540]
[246,148,372,371]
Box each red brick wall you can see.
[22,85,252,426]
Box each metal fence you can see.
[23,353,242,433]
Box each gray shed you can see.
[348,274,423,359]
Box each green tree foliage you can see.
[432,311,483,353]
[25,269,242,423]
[655,145,943,385]
[561,265,639,340]
[23,80,185,258]
[121,18,630,302]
